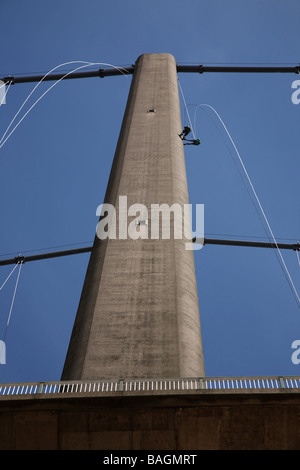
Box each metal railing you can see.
[0,376,300,397]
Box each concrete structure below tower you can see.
[1,388,300,450]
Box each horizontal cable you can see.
[0,238,299,267]
[2,63,300,85]
[200,238,300,251]
[177,64,300,74]
[1,66,135,85]
[0,246,93,266]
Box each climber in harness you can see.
[179,127,201,146]
[179,126,192,140]
[183,138,201,146]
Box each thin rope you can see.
[0,261,23,360]
[0,61,129,149]
[0,263,20,291]
[0,81,12,106]
[296,243,300,268]
[191,101,300,307]
[178,79,196,140]
[193,103,271,240]
[5,261,23,331]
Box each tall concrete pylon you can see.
[61,53,205,380]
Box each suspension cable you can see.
[0,261,23,361]
[0,263,20,291]
[0,80,12,106]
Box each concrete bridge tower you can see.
[61,53,204,380]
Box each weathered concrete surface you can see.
[61,53,204,380]
[1,392,300,450]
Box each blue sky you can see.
[0,0,300,383]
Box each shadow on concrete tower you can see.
[61,53,205,381]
